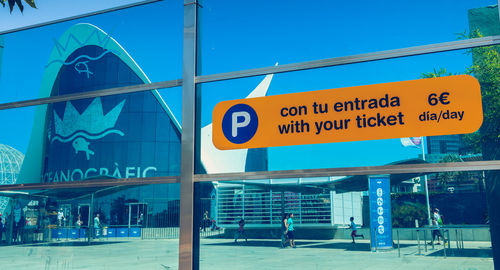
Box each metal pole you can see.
[330,190,335,226]
[179,0,199,269]
[424,229,427,252]
[242,185,245,220]
[417,229,421,255]
[397,229,400,257]
[128,204,131,229]
[461,229,464,249]
[443,229,447,258]
[88,193,94,244]
[7,199,15,245]
[281,191,285,219]
[422,137,432,226]
[299,192,302,224]
[269,190,272,225]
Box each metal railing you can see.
[394,226,490,258]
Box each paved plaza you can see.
[0,238,493,270]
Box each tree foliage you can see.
[436,154,469,189]
[392,202,427,228]
[422,30,500,156]
[421,67,453,79]
[466,30,500,152]
[1,0,36,13]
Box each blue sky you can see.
[0,0,496,172]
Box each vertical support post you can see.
[215,187,219,227]
[397,229,400,257]
[7,198,15,245]
[330,190,335,226]
[88,193,94,244]
[242,185,245,220]
[443,229,447,258]
[424,229,427,252]
[417,230,421,255]
[269,190,272,224]
[422,137,432,226]
[128,204,132,229]
[298,192,302,224]
[281,191,285,220]
[179,0,199,269]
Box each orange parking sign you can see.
[212,75,483,150]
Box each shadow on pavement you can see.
[427,247,492,258]
[308,242,416,252]
[203,240,416,252]
[203,240,322,248]
[306,242,371,251]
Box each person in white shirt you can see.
[349,217,364,244]
[57,208,65,227]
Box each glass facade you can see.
[0,1,499,270]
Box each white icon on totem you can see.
[378,225,385,234]
[378,216,384,225]
[377,207,384,215]
[377,188,383,197]
[377,197,383,206]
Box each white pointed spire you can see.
[201,65,277,174]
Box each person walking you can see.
[202,211,210,232]
[17,215,25,244]
[234,218,248,244]
[429,216,443,245]
[93,213,102,239]
[57,208,65,227]
[287,213,296,248]
[433,208,443,226]
[280,213,290,248]
[76,214,83,228]
[349,217,364,243]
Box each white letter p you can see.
[232,111,251,137]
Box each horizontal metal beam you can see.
[0,79,182,110]
[196,35,500,84]
[2,161,498,190]
[2,36,499,111]
[0,176,180,191]
[0,0,163,35]
[194,161,500,182]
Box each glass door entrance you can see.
[126,203,147,228]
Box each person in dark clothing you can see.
[202,211,210,232]
[287,213,296,248]
[17,215,25,244]
[281,213,290,248]
[429,216,444,245]
[234,219,248,243]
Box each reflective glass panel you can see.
[197,174,493,269]
[0,0,182,103]
[200,0,499,74]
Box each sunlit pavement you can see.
[0,239,493,270]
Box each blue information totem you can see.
[369,175,392,251]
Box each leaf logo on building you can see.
[51,97,126,160]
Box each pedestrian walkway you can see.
[0,238,493,269]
